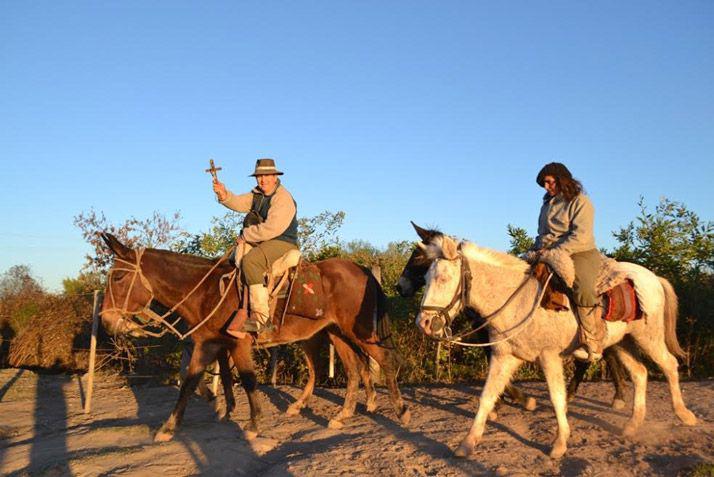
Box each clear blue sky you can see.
[1,1,713,291]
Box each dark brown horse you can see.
[396,222,627,410]
[99,233,409,442]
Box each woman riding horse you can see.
[534,162,605,361]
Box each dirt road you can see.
[0,369,711,476]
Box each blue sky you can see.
[1,1,713,291]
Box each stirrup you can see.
[241,318,274,334]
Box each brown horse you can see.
[99,233,409,442]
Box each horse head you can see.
[99,233,155,337]
[415,233,464,337]
[395,222,442,297]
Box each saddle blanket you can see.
[271,261,326,323]
[602,279,641,323]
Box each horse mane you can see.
[460,241,529,273]
[146,248,228,272]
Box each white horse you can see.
[415,233,697,459]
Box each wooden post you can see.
[211,361,220,395]
[270,348,280,386]
[369,264,383,384]
[84,290,101,414]
[434,342,441,382]
[329,343,335,378]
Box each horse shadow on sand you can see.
[263,383,492,474]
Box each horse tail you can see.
[362,266,394,346]
[658,276,687,360]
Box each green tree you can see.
[611,197,714,280]
[507,224,534,256]
[74,208,184,273]
[610,197,714,376]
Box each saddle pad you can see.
[272,262,327,322]
[603,279,642,323]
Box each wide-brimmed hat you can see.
[536,162,572,186]
[249,158,284,177]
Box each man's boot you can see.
[242,284,273,334]
[572,305,606,362]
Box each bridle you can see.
[100,246,237,340]
[419,252,472,339]
[419,250,553,348]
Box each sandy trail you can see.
[0,369,712,476]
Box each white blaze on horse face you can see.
[417,258,461,335]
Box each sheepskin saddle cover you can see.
[525,249,643,322]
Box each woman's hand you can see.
[212,179,228,202]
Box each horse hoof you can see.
[622,423,638,437]
[399,408,411,426]
[244,429,258,441]
[525,397,537,411]
[154,430,174,443]
[285,405,302,417]
[366,400,378,413]
[328,419,344,429]
[488,410,498,421]
[611,399,626,411]
[679,410,698,426]
[549,444,567,459]
[454,442,474,458]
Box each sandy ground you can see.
[0,369,712,477]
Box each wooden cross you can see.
[205,159,222,181]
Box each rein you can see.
[421,252,553,348]
[100,246,237,340]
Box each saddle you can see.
[530,252,642,323]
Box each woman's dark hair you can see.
[536,162,584,201]
[557,176,584,201]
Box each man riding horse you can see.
[212,158,299,336]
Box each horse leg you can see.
[230,339,263,440]
[155,340,218,442]
[504,383,537,412]
[286,336,320,416]
[566,358,589,402]
[357,354,378,413]
[540,350,571,459]
[631,336,697,426]
[612,345,648,437]
[326,332,363,429]
[359,342,410,426]
[216,348,235,421]
[604,348,627,410]
[455,353,522,457]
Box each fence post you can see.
[84,290,101,414]
[369,264,383,385]
[329,343,335,378]
[434,342,441,381]
[270,348,280,386]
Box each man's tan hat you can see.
[250,158,284,177]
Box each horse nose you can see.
[417,313,432,335]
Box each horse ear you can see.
[411,221,431,242]
[441,236,459,260]
[100,232,133,260]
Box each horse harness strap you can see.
[100,246,238,340]
[420,254,472,336]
